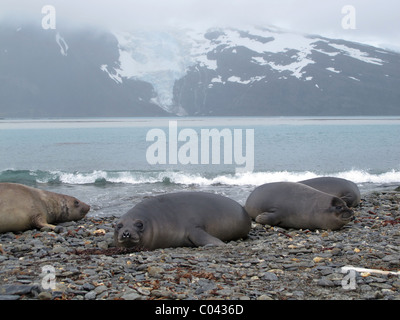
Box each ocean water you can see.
[1,117,399,218]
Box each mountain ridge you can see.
[0,22,399,117]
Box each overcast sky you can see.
[1,0,399,51]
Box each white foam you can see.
[332,169,400,184]
[6,169,400,186]
[56,170,108,184]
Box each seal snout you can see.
[83,205,90,214]
[73,198,90,217]
[343,208,355,221]
[122,230,132,239]
[119,229,140,243]
[81,202,91,214]
[116,229,140,247]
[78,204,90,219]
[337,205,354,224]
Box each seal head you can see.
[114,219,146,248]
[298,177,361,207]
[329,197,354,226]
[45,195,90,224]
[61,196,90,221]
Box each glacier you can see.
[112,30,196,112]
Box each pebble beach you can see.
[1,190,400,301]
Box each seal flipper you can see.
[188,227,225,247]
[255,211,281,226]
[31,213,56,230]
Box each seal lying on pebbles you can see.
[245,182,354,230]
[0,183,90,233]
[298,177,361,207]
[114,192,251,250]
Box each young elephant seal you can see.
[114,192,251,250]
[0,183,90,233]
[298,177,361,207]
[245,182,354,230]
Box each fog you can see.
[1,0,399,51]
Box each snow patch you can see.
[312,48,339,57]
[227,75,265,85]
[326,67,341,73]
[211,76,225,84]
[328,43,384,65]
[251,56,267,65]
[228,76,250,84]
[266,52,315,79]
[100,65,123,84]
[205,28,318,79]
[55,33,68,56]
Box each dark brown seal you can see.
[0,183,90,233]
[245,182,354,230]
[299,177,361,207]
[114,192,251,250]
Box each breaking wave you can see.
[1,169,399,187]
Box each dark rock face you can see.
[1,23,399,117]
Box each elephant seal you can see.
[299,177,361,207]
[0,183,90,233]
[114,192,251,250]
[245,182,354,230]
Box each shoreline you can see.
[1,190,399,300]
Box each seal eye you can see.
[74,200,80,207]
[135,222,144,230]
[116,223,123,230]
[336,206,343,210]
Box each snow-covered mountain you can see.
[1,23,399,117]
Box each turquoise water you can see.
[1,117,399,217]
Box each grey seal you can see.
[245,182,354,230]
[114,192,251,250]
[0,183,90,233]
[299,177,361,207]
